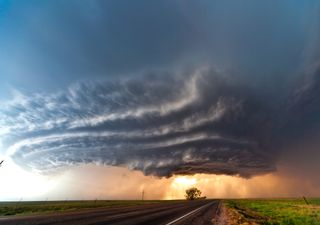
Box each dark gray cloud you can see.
[1,64,320,178]
[0,67,295,177]
[0,1,320,179]
[0,0,318,94]
[0,69,271,177]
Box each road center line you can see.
[165,202,213,225]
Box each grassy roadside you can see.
[224,198,320,225]
[0,200,171,217]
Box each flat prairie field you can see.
[224,198,320,225]
[0,200,171,216]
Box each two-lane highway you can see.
[0,200,220,225]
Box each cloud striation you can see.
[3,66,318,178]
[0,1,320,180]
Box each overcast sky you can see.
[0,0,320,200]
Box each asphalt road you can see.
[0,200,220,225]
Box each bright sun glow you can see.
[164,176,198,200]
[173,177,197,186]
[0,155,57,200]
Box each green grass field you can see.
[0,200,168,216]
[225,198,320,225]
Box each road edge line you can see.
[165,202,212,225]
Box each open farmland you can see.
[0,200,166,216]
[224,198,320,225]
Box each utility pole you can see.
[303,196,309,205]
[141,189,145,201]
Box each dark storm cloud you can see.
[1,0,320,179]
[1,64,320,178]
[1,69,277,177]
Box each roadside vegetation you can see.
[224,198,320,225]
[0,200,169,216]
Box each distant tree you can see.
[185,187,202,200]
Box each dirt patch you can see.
[212,203,263,225]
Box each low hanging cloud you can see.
[1,64,320,178]
[0,68,281,178]
[0,0,319,188]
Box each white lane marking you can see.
[165,202,213,225]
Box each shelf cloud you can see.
[1,64,319,178]
[0,0,319,183]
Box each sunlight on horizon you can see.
[0,156,57,201]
